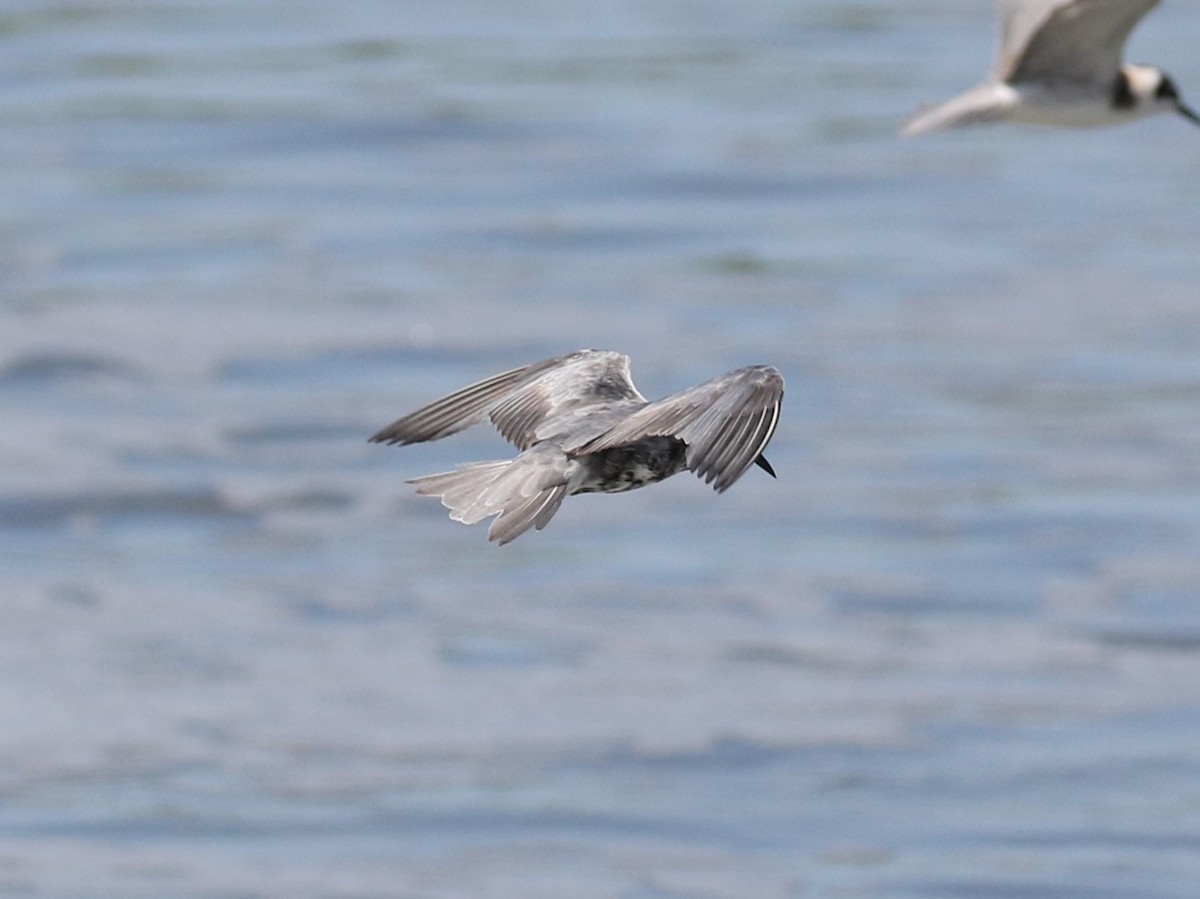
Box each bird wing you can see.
[369,350,644,450]
[901,82,1019,136]
[997,0,1159,85]
[487,350,645,449]
[575,364,784,493]
[995,0,1067,80]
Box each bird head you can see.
[1123,64,1200,126]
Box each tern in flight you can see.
[902,0,1199,136]
[370,350,784,544]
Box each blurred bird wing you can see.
[577,365,784,493]
[901,82,1018,136]
[997,0,1159,84]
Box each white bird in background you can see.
[370,350,784,544]
[902,0,1199,136]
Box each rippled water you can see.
[3,1,1200,896]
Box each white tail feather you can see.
[407,446,571,543]
[488,484,568,545]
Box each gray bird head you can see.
[1123,64,1200,126]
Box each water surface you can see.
[3,1,1200,896]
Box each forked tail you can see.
[407,446,571,544]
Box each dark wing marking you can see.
[577,364,784,493]
[369,350,642,449]
[487,350,644,450]
[1000,0,1158,85]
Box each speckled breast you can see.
[574,436,688,494]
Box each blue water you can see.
[3,1,1200,896]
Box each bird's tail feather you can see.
[487,483,568,545]
[409,460,511,524]
[408,446,570,544]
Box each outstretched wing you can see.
[995,0,1067,80]
[369,349,644,450]
[998,0,1159,85]
[486,350,645,449]
[576,364,784,493]
[901,82,1019,137]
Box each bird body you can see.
[903,0,1199,136]
[370,350,784,544]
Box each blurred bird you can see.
[902,0,1199,136]
[370,350,784,544]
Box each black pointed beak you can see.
[1178,101,1200,126]
[754,454,776,478]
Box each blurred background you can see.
[3,0,1200,896]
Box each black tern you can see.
[370,350,784,544]
[903,0,1200,136]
